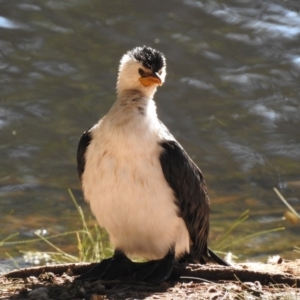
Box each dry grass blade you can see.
[274,187,300,219]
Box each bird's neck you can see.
[117,89,153,110]
[107,89,158,125]
[117,80,158,99]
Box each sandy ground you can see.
[1,259,300,299]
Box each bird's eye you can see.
[138,68,146,77]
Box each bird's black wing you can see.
[159,140,210,260]
[77,130,92,181]
[159,139,229,266]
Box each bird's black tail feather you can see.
[179,247,230,266]
[207,247,230,266]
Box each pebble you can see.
[28,287,49,300]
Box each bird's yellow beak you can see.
[139,74,162,87]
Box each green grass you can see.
[213,209,285,253]
[67,188,112,262]
[0,189,112,268]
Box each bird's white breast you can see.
[82,100,190,260]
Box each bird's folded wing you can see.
[159,140,210,257]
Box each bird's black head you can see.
[128,46,166,73]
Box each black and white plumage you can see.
[77,46,228,282]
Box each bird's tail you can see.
[179,246,230,266]
[207,247,230,266]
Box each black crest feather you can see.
[129,46,166,73]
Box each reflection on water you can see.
[0,16,24,30]
[0,0,300,272]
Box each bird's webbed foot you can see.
[132,248,176,284]
[76,248,176,284]
[75,249,135,281]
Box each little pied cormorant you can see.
[77,46,229,283]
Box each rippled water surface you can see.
[1,0,300,272]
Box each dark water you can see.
[1,0,300,272]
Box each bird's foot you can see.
[75,250,135,281]
[76,249,176,284]
[133,249,175,284]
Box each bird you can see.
[76,46,229,283]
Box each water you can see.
[1,0,300,272]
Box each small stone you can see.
[26,276,39,284]
[91,280,105,291]
[207,286,218,293]
[66,267,73,276]
[254,281,262,290]
[267,255,283,264]
[28,287,49,300]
